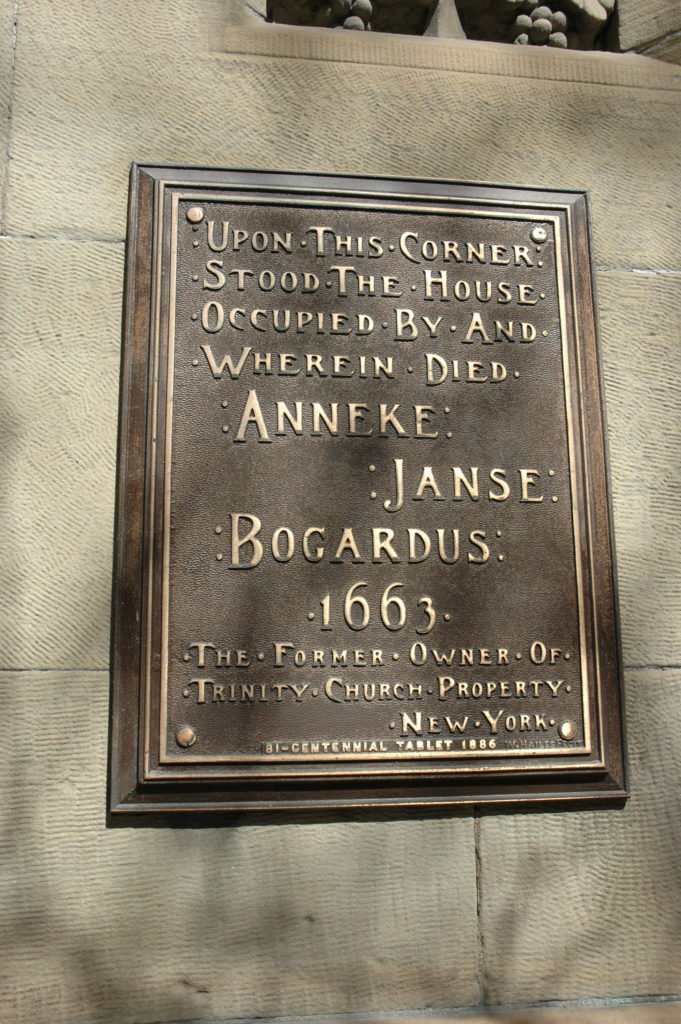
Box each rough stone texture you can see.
[358,1006,681,1023]
[19,0,228,53]
[3,20,681,275]
[596,271,681,667]
[162,1003,681,1023]
[0,672,476,1024]
[471,1008,681,1023]
[424,0,466,38]
[2,2,681,1023]
[640,32,681,66]
[377,1006,681,1023]
[480,670,681,1002]
[0,240,122,670]
[0,0,17,223]
[616,0,681,54]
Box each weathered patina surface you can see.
[109,167,626,812]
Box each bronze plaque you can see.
[109,167,626,813]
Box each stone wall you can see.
[617,0,681,61]
[1,2,681,1023]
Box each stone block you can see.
[0,671,477,1024]
[641,34,681,66]
[0,239,122,669]
[3,30,680,276]
[18,0,228,54]
[479,670,681,1004]
[356,1004,681,1023]
[0,0,16,218]
[595,270,681,667]
[617,0,681,54]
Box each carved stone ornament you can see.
[268,0,438,35]
[457,0,616,49]
[267,0,616,48]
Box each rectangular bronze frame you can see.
[109,166,627,814]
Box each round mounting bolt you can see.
[531,226,548,244]
[559,720,577,740]
[176,726,197,748]
[186,207,204,224]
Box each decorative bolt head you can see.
[176,726,196,748]
[186,207,204,224]
[559,720,577,740]
[531,226,548,244]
